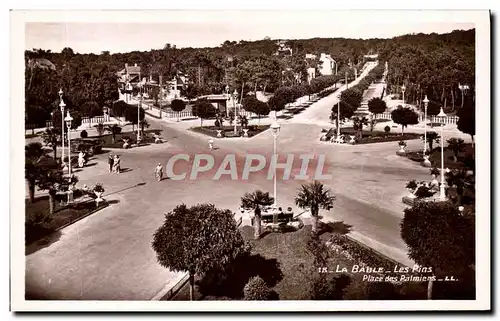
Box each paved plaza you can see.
[25,66,472,300]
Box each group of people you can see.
[108,153,121,174]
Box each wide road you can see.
[25,61,441,299]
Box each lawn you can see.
[190,125,270,138]
[167,223,431,301]
[25,191,109,245]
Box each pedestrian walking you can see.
[78,151,85,168]
[208,139,214,151]
[155,163,163,181]
[113,155,121,174]
[108,153,114,173]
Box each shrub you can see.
[93,183,105,193]
[414,185,435,199]
[309,273,351,300]
[80,130,88,138]
[384,125,391,133]
[243,276,273,300]
[430,167,440,176]
[398,140,407,147]
[328,234,395,272]
[406,180,418,190]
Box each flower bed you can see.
[321,127,420,144]
[25,191,109,245]
[191,125,270,138]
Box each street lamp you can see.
[225,85,230,118]
[270,121,281,224]
[137,83,142,142]
[437,107,447,201]
[233,89,239,135]
[59,89,66,169]
[64,111,74,204]
[423,95,431,166]
[336,94,341,141]
[401,84,406,106]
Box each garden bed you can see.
[404,143,475,170]
[89,130,163,149]
[190,125,270,138]
[322,127,420,144]
[25,192,109,245]
[168,225,429,301]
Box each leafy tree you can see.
[170,99,186,122]
[152,203,248,301]
[81,101,102,118]
[340,88,363,111]
[391,106,419,135]
[294,181,336,234]
[330,100,356,130]
[111,100,130,118]
[25,142,45,203]
[241,190,274,239]
[457,104,475,146]
[105,124,122,143]
[400,201,475,299]
[243,276,273,300]
[268,95,286,118]
[192,99,216,127]
[124,105,145,132]
[80,130,88,138]
[244,97,269,125]
[421,131,440,152]
[367,97,387,116]
[447,138,466,162]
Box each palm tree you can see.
[241,190,274,239]
[25,142,44,203]
[295,181,336,234]
[139,119,150,134]
[352,116,369,140]
[447,138,465,163]
[41,128,60,160]
[105,124,122,144]
[35,169,65,215]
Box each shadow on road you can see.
[318,221,353,235]
[103,182,147,197]
[25,230,62,255]
[119,167,133,173]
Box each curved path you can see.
[26,61,439,300]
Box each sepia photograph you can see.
[10,9,490,312]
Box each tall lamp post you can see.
[225,85,230,118]
[423,95,431,166]
[137,83,142,142]
[401,84,406,106]
[58,89,66,169]
[437,107,447,201]
[270,121,281,224]
[233,89,239,135]
[336,94,341,140]
[64,111,73,204]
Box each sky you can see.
[23,11,475,54]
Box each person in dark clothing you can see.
[108,153,114,173]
